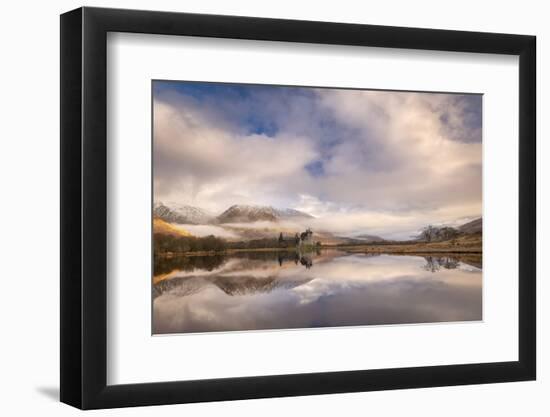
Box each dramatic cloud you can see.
[153,81,482,239]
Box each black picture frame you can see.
[60,6,536,410]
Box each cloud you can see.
[153,98,318,212]
[153,82,482,238]
[313,90,482,210]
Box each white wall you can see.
[0,0,545,415]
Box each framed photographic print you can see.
[60,7,536,409]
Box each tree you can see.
[417,225,459,242]
[419,225,436,242]
[279,232,284,243]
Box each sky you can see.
[153,81,482,239]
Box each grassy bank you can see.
[154,234,482,258]
[335,234,482,254]
[155,246,318,258]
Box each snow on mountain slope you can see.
[217,204,314,223]
[153,202,214,225]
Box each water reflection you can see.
[422,255,482,272]
[153,251,482,334]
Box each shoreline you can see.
[155,247,311,257]
[155,243,482,258]
[337,246,482,254]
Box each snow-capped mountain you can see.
[153,202,214,225]
[277,208,316,220]
[216,204,314,223]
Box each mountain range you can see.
[154,202,314,225]
[153,201,481,244]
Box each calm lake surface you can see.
[153,250,482,334]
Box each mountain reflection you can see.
[154,274,314,299]
[153,251,482,334]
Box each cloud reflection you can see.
[153,253,482,334]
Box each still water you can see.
[153,250,482,334]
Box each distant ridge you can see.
[352,234,385,243]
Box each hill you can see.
[459,217,482,234]
[153,218,192,237]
